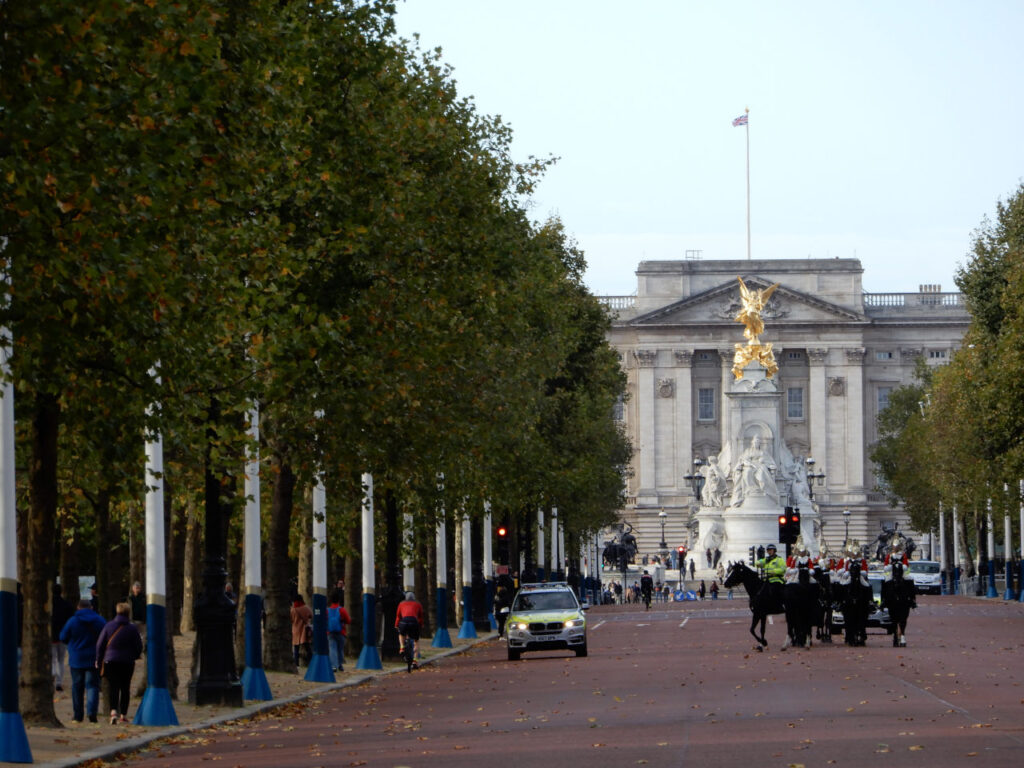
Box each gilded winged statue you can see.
[732,276,780,379]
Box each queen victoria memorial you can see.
[599,258,970,571]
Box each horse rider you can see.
[755,543,787,606]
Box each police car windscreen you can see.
[514,593,578,611]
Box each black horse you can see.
[836,562,872,646]
[881,562,917,647]
[723,562,786,650]
[783,567,819,649]
[811,566,833,643]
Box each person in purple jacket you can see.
[95,602,143,725]
[59,599,106,723]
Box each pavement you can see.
[5,628,493,768]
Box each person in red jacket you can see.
[395,591,425,665]
[326,591,352,672]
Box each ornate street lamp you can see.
[805,457,826,500]
[658,510,668,550]
[843,508,851,547]
[683,457,705,503]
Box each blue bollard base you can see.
[431,628,453,648]
[134,685,179,727]
[457,621,477,639]
[986,585,999,597]
[487,611,497,630]
[241,666,273,701]
[0,712,32,763]
[304,653,336,683]
[356,644,383,670]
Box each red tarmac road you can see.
[114,596,1024,768]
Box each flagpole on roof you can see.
[744,107,750,260]
[731,108,751,260]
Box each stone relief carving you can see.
[807,348,828,364]
[829,377,846,396]
[657,378,675,398]
[845,347,865,364]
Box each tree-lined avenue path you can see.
[109,596,1023,768]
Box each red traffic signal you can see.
[497,526,508,538]
[676,545,686,555]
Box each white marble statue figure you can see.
[700,519,726,557]
[730,435,779,506]
[700,456,729,508]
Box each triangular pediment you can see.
[628,275,867,327]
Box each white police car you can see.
[505,583,589,661]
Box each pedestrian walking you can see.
[95,602,143,725]
[710,581,719,600]
[494,585,511,637]
[698,580,706,601]
[326,590,352,672]
[291,594,313,667]
[60,598,106,723]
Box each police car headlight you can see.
[513,622,528,631]
[564,618,584,628]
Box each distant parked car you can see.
[907,560,942,595]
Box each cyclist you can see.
[640,569,654,610]
[395,591,424,667]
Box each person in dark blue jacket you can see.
[59,599,106,723]
[95,602,143,725]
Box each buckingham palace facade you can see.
[600,258,971,560]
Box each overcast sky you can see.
[393,0,1024,297]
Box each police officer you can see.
[755,543,786,606]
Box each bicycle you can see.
[401,632,416,672]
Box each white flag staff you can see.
[732,108,751,260]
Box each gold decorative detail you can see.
[731,277,780,379]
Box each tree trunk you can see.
[454,519,464,625]
[345,525,361,657]
[425,529,436,636]
[22,391,60,726]
[264,454,296,672]
[297,491,312,603]
[180,497,201,632]
[164,480,181,696]
[59,511,81,604]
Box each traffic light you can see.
[779,507,801,544]
[779,509,791,543]
[496,522,509,564]
[748,546,755,565]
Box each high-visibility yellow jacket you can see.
[756,554,786,583]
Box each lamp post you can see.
[842,508,851,547]
[658,510,667,550]
[805,457,826,501]
[683,458,705,503]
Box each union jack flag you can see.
[732,113,748,127]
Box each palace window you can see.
[787,387,805,419]
[876,350,894,361]
[697,388,715,421]
[613,395,624,422]
[878,386,893,413]
[928,349,947,359]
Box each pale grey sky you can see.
[394,0,1024,296]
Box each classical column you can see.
[135,369,179,724]
[432,482,452,648]
[843,347,865,491]
[807,348,829,486]
[304,472,334,680]
[674,350,694,487]
[356,473,383,668]
[634,349,657,495]
[240,406,271,701]
[717,348,733,449]
[0,275,30,763]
